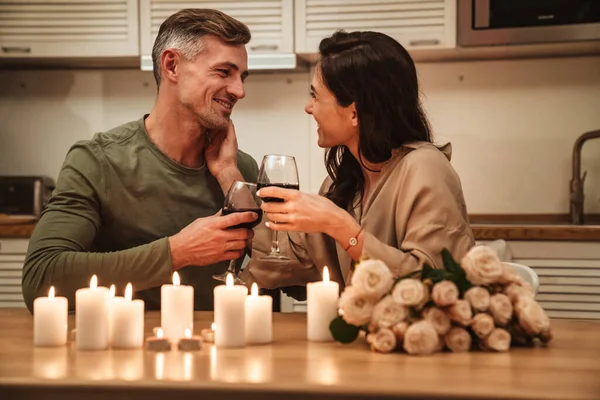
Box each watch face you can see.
[349,237,358,246]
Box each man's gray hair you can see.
[152,9,251,86]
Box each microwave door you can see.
[458,0,600,46]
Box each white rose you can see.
[483,328,511,352]
[367,328,397,353]
[371,295,409,328]
[338,286,376,326]
[445,327,471,353]
[464,286,491,312]
[423,307,451,335]
[489,293,513,326]
[461,245,504,286]
[446,300,473,327]
[351,259,394,299]
[403,320,440,356]
[504,282,535,304]
[431,280,459,307]
[517,300,551,336]
[391,279,428,308]
[391,321,409,342]
[498,263,523,285]
[470,313,495,339]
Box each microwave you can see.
[458,0,600,47]
[0,176,55,219]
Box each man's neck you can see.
[145,96,207,169]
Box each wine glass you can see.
[212,181,263,284]
[256,155,300,261]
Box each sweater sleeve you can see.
[361,148,475,277]
[22,143,172,313]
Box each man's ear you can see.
[161,49,180,84]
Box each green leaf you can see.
[421,263,435,280]
[441,248,472,294]
[329,316,360,344]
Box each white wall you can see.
[1,55,599,214]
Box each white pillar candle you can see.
[33,286,68,347]
[245,283,272,344]
[107,284,124,345]
[161,271,194,341]
[76,275,109,350]
[307,267,339,342]
[110,283,145,349]
[214,273,247,348]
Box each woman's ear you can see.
[349,102,358,128]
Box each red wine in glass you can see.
[256,183,300,203]
[222,207,263,229]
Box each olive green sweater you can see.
[22,116,258,312]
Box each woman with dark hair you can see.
[247,31,474,288]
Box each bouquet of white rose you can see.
[330,246,552,355]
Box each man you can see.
[22,9,260,312]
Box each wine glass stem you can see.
[270,230,281,255]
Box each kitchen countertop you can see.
[2,215,600,241]
[1,309,599,400]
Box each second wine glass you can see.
[256,154,300,261]
[212,181,262,284]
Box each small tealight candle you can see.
[110,283,145,349]
[145,327,172,352]
[245,283,273,344]
[76,275,109,350]
[307,267,339,342]
[214,273,247,348]
[177,328,202,351]
[201,323,215,343]
[161,271,194,341]
[34,286,68,347]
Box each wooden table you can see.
[1,309,599,400]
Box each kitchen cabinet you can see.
[294,0,457,53]
[0,238,28,308]
[0,0,139,58]
[139,0,295,70]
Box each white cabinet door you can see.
[139,0,294,69]
[0,238,28,308]
[295,0,457,53]
[0,0,139,58]
[504,241,600,320]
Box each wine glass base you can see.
[259,253,292,262]
[213,273,246,285]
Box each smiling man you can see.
[22,9,261,312]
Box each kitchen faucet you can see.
[570,129,600,225]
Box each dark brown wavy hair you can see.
[319,30,432,210]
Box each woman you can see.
[247,30,474,289]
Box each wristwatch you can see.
[344,227,364,251]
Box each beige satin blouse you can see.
[244,141,475,290]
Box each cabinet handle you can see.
[409,39,440,47]
[2,46,31,54]
[250,44,278,51]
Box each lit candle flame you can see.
[125,283,132,301]
[251,282,258,297]
[156,328,164,339]
[184,328,192,339]
[49,286,55,299]
[226,273,233,287]
[109,284,115,298]
[90,275,98,289]
[173,271,180,286]
[211,322,216,331]
[323,266,330,283]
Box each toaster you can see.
[0,176,55,219]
